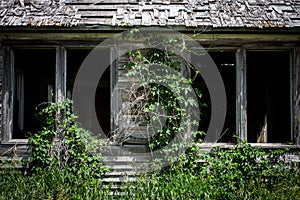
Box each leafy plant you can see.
[29,99,108,179]
[1,141,299,199]
[115,42,205,151]
[120,141,299,200]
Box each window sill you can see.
[0,141,299,149]
[1,139,29,145]
[197,143,300,149]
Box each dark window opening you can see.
[95,66,111,135]
[192,65,211,142]
[67,48,111,136]
[66,49,92,98]
[13,49,55,139]
[247,51,291,143]
[209,51,236,143]
[191,51,236,143]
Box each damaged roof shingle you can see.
[0,0,80,27]
[0,0,300,28]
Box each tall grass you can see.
[0,167,111,200]
[1,143,299,200]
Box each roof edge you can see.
[1,26,300,34]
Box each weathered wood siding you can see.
[111,47,190,145]
[112,49,149,145]
[1,0,300,28]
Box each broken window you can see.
[13,49,56,139]
[2,44,297,146]
[247,51,291,143]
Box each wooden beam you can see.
[56,46,67,102]
[1,33,300,45]
[236,48,247,141]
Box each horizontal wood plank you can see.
[65,0,190,5]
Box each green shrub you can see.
[29,99,108,179]
[0,99,111,199]
[1,141,299,199]
[121,46,205,151]
[121,142,300,200]
[1,99,299,199]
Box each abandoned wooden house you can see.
[0,0,300,179]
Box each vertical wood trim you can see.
[294,47,300,145]
[110,47,117,133]
[236,48,247,141]
[0,44,3,139]
[2,46,13,141]
[56,46,66,102]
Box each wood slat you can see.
[79,18,112,25]
[78,10,116,17]
[76,5,132,11]
[103,155,151,162]
[65,0,102,5]
[102,145,150,155]
[64,0,140,5]
[75,4,189,11]
[104,171,142,176]
[102,176,136,183]
[65,0,189,5]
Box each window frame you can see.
[64,45,117,135]
[236,46,299,145]
[1,43,299,146]
[2,45,58,143]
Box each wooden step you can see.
[102,176,136,183]
[102,145,151,155]
[100,144,155,193]
[104,170,144,176]
[103,155,152,162]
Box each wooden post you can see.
[2,46,13,142]
[110,47,117,133]
[53,46,67,166]
[56,46,66,102]
[0,44,2,141]
[236,48,247,141]
[294,47,300,145]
